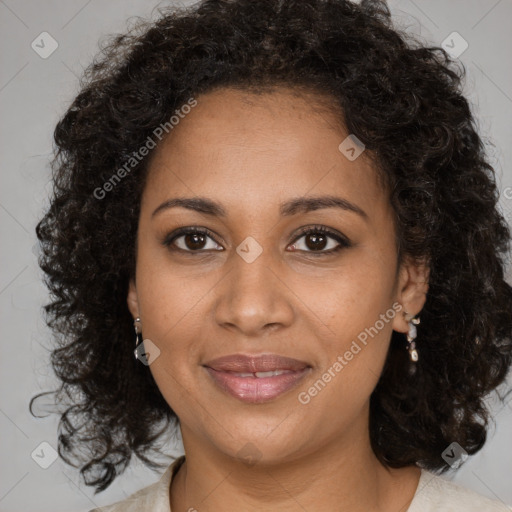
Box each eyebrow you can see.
[151,195,368,221]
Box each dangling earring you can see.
[134,317,143,360]
[404,311,420,362]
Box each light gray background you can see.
[1,1,511,511]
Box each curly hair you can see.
[30,0,512,493]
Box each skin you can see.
[127,86,429,512]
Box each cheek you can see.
[133,260,208,396]
[318,257,397,335]
[307,301,396,414]
[137,280,204,414]
[311,255,397,379]
[136,245,210,334]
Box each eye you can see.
[162,225,352,255]
[288,225,351,255]
[162,227,223,253]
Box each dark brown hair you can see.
[31,0,512,493]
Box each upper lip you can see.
[204,353,310,373]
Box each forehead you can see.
[143,87,387,220]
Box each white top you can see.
[88,456,511,511]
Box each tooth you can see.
[230,370,296,378]
[255,370,290,378]
[255,371,276,378]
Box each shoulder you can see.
[407,469,511,512]
[87,456,185,512]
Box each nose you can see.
[213,248,295,337]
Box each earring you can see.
[404,311,420,362]
[134,317,144,360]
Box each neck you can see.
[170,417,421,512]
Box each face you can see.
[127,87,428,465]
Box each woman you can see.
[31,0,512,510]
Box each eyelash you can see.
[162,225,352,256]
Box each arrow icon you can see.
[441,32,468,59]
[31,441,58,468]
[31,31,59,59]
[441,441,468,468]
[339,134,365,161]
[134,339,161,365]
[236,236,263,263]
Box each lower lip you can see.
[204,367,311,404]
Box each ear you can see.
[127,277,140,320]
[392,256,429,334]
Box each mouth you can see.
[203,353,312,404]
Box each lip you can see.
[204,367,311,404]
[203,353,312,404]
[204,353,310,373]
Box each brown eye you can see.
[304,232,329,251]
[289,226,351,255]
[182,232,208,250]
[163,227,223,252]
